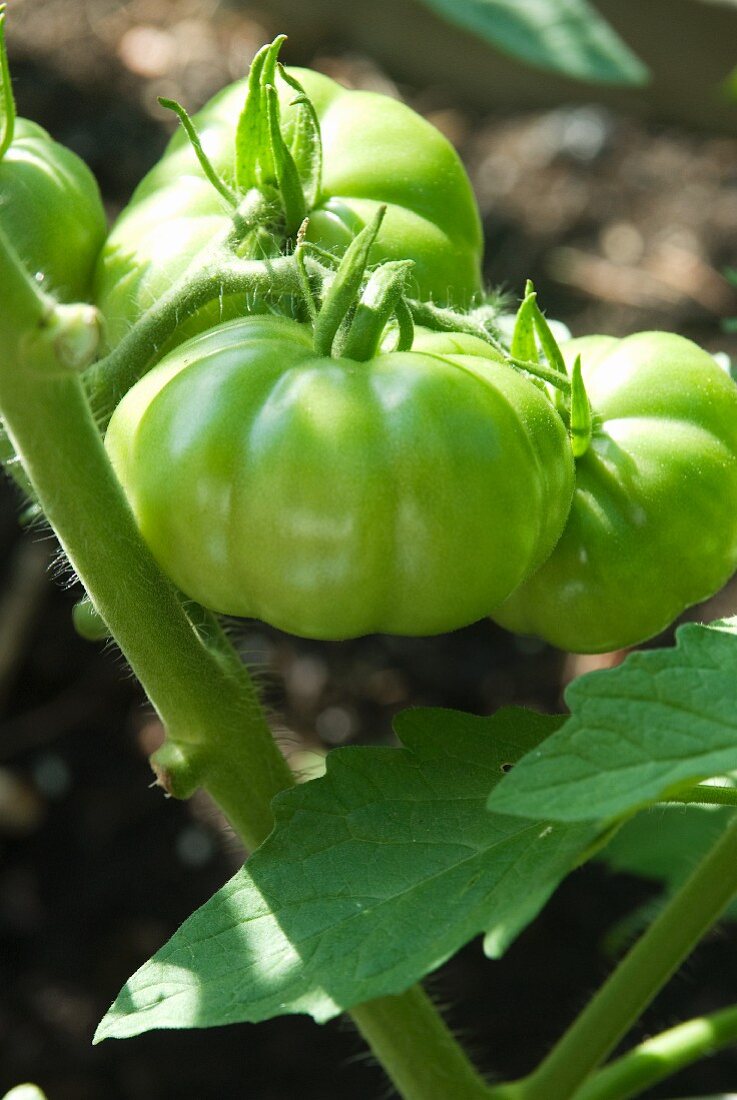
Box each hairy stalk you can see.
[0,229,490,1100]
[85,250,303,425]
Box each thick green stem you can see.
[0,234,489,1100]
[351,986,490,1100]
[500,813,737,1100]
[0,234,292,850]
[574,1003,737,1100]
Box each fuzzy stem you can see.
[351,987,491,1100]
[0,231,293,850]
[84,248,302,426]
[0,231,491,1100]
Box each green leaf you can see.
[488,619,737,824]
[416,0,649,86]
[96,707,598,1040]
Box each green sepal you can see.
[265,84,306,236]
[339,259,414,361]
[294,219,319,324]
[569,353,593,457]
[278,64,323,210]
[312,206,386,357]
[234,37,286,193]
[511,280,538,364]
[0,3,15,161]
[526,280,568,378]
[158,97,236,207]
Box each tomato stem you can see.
[494,812,737,1100]
[573,1002,737,1100]
[351,986,491,1100]
[0,230,294,851]
[83,246,304,425]
[0,224,497,1100]
[408,298,505,351]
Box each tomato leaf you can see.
[95,707,597,1040]
[488,618,737,823]
[417,0,649,86]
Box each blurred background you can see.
[1,0,737,1097]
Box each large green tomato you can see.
[105,316,574,639]
[1,119,106,301]
[492,332,737,653]
[94,67,483,351]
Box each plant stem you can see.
[84,250,302,425]
[574,1003,737,1100]
[0,238,293,850]
[503,813,737,1100]
[351,986,491,1100]
[0,234,490,1100]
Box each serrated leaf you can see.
[488,619,737,823]
[416,0,648,86]
[96,707,598,1041]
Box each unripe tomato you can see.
[94,68,483,350]
[105,317,574,639]
[492,332,737,653]
[1,119,106,302]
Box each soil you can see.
[2,2,737,1098]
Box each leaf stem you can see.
[664,783,737,808]
[574,1002,737,1100]
[498,812,737,1100]
[576,1003,737,1100]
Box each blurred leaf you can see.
[416,0,649,85]
[488,618,737,823]
[96,707,599,1040]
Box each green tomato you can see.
[1,119,106,302]
[94,68,483,350]
[492,332,737,653]
[105,316,574,639]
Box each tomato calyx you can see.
[506,281,593,456]
[0,4,16,160]
[299,205,416,362]
[160,37,321,255]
